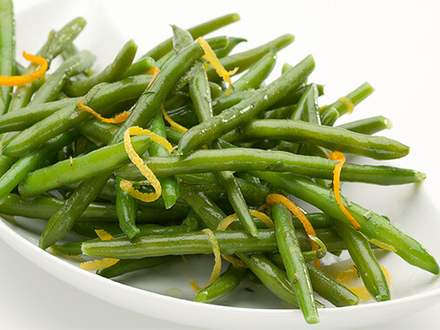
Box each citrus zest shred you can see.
[196,37,238,88]
[0,51,48,86]
[162,105,188,133]
[201,228,222,286]
[77,101,130,124]
[79,258,119,271]
[217,210,274,231]
[190,279,201,292]
[222,255,247,268]
[120,126,173,202]
[369,239,397,252]
[328,151,361,230]
[147,66,160,88]
[95,229,113,241]
[266,193,321,266]
[338,96,355,113]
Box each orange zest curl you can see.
[120,126,173,202]
[202,229,222,287]
[80,258,119,271]
[0,51,48,86]
[147,66,160,88]
[77,101,130,124]
[162,105,188,133]
[217,210,274,231]
[328,151,361,230]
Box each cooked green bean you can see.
[123,56,156,78]
[225,119,409,160]
[335,222,390,301]
[30,50,95,104]
[115,177,140,239]
[337,116,392,135]
[143,13,240,60]
[0,0,15,114]
[179,55,314,153]
[232,51,276,91]
[255,172,439,274]
[272,203,318,323]
[214,37,246,58]
[65,40,138,96]
[98,257,175,278]
[195,265,247,303]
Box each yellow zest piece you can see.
[222,255,247,268]
[350,287,371,301]
[77,101,130,124]
[369,239,397,252]
[196,37,238,88]
[120,126,173,202]
[80,258,119,271]
[147,66,160,88]
[217,210,274,231]
[0,51,48,86]
[336,265,359,283]
[201,228,222,286]
[190,279,201,292]
[162,106,188,133]
[338,96,354,113]
[95,229,113,241]
[328,151,361,230]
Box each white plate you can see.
[1,0,440,329]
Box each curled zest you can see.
[196,37,238,88]
[0,51,48,86]
[338,96,354,114]
[266,193,321,266]
[77,101,130,124]
[222,255,247,268]
[162,105,188,133]
[201,228,222,286]
[120,126,173,202]
[147,66,161,88]
[79,258,119,271]
[217,209,274,231]
[95,229,113,241]
[328,151,361,230]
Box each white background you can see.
[1,0,439,329]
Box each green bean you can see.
[236,253,299,307]
[165,127,183,144]
[232,51,276,91]
[112,148,424,185]
[189,63,213,122]
[320,106,339,126]
[115,177,140,239]
[207,34,294,80]
[8,17,86,113]
[195,265,247,303]
[0,98,77,133]
[0,130,76,200]
[272,204,318,323]
[337,116,392,135]
[320,82,374,119]
[209,82,223,99]
[30,50,95,104]
[18,136,150,197]
[81,227,342,259]
[98,257,175,278]
[183,191,227,230]
[123,56,156,78]
[79,120,116,146]
[149,114,179,209]
[65,40,138,96]
[263,105,296,119]
[178,55,315,154]
[335,222,390,301]
[2,74,152,157]
[214,37,246,58]
[0,0,15,114]
[0,193,184,222]
[255,172,439,274]
[226,119,409,160]
[143,13,240,60]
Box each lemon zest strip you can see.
[201,228,222,286]
[328,151,361,230]
[80,258,119,271]
[0,51,48,86]
[162,105,188,133]
[77,101,130,124]
[95,229,113,241]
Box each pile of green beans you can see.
[0,7,436,325]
